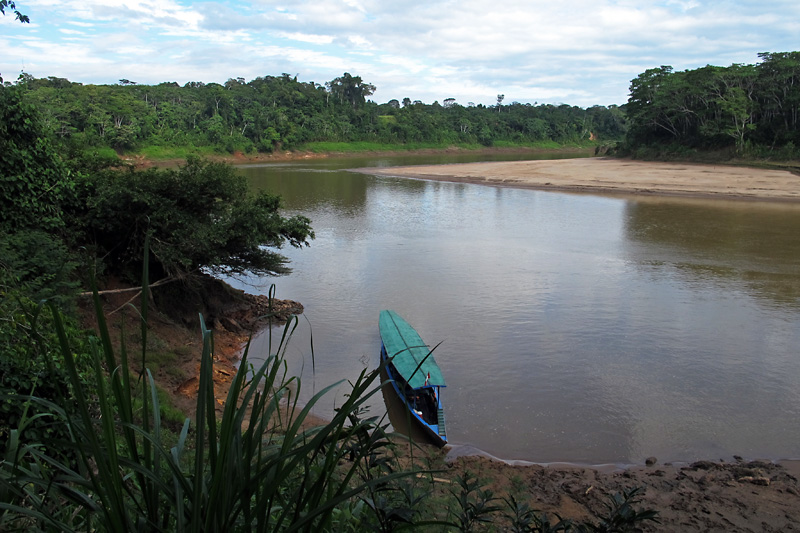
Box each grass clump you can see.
[0,267,422,530]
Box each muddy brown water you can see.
[228,153,800,465]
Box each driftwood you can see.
[77,276,176,297]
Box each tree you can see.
[0,85,72,232]
[326,73,376,110]
[0,85,78,302]
[625,66,678,141]
[74,157,314,281]
[623,56,800,154]
[496,94,505,112]
[0,0,28,23]
[719,86,756,152]
[755,52,800,145]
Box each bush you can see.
[0,296,90,461]
[0,230,79,305]
[0,85,73,233]
[71,157,314,281]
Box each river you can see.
[228,152,800,465]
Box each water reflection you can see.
[230,155,800,465]
[623,198,800,306]
[245,164,371,212]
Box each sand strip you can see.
[353,157,800,201]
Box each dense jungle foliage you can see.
[7,71,626,155]
[621,51,800,159]
[1,79,313,491]
[1,82,314,289]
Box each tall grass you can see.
[0,272,418,531]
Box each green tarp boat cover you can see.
[379,310,446,389]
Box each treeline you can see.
[622,52,800,158]
[9,72,626,154]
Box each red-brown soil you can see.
[77,275,301,419]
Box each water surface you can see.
[230,154,800,464]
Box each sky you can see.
[1,0,798,108]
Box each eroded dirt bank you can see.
[78,275,302,418]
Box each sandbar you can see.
[354,157,800,201]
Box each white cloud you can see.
[277,31,335,44]
[346,35,371,48]
[2,0,799,106]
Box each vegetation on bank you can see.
[1,82,314,293]
[618,52,800,162]
[5,71,625,159]
[10,52,800,166]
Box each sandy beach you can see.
[355,157,800,201]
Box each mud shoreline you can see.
[125,145,592,169]
[441,452,800,531]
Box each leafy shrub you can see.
[0,230,79,305]
[0,85,73,233]
[502,487,659,533]
[0,296,90,461]
[71,157,314,281]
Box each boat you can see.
[379,310,447,446]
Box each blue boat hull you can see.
[381,342,447,447]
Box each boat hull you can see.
[381,342,447,447]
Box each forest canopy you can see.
[621,52,800,158]
[8,72,626,155]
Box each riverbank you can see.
[122,144,594,169]
[354,157,800,201]
[78,275,304,420]
[436,451,800,531]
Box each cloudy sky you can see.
[1,0,798,107]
